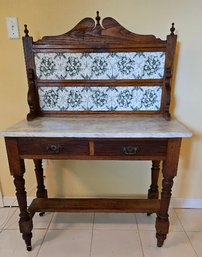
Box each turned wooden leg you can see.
[13,170,33,251]
[148,160,160,199]
[155,139,181,247]
[147,160,160,215]
[33,159,48,216]
[155,174,174,247]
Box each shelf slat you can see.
[28,198,160,216]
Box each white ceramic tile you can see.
[35,52,165,80]
[187,232,202,257]
[49,212,94,229]
[91,229,143,257]
[37,229,92,257]
[33,212,53,229]
[0,207,17,229]
[175,209,202,231]
[4,209,53,229]
[94,213,138,230]
[38,86,162,111]
[139,230,197,257]
[0,229,46,257]
[136,209,183,231]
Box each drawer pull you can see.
[123,146,139,155]
[46,144,63,154]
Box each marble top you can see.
[0,115,192,138]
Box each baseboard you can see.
[2,196,202,209]
[2,197,35,207]
[0,196,3,207]
[170,198,202,209]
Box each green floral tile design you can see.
[35,52,165,80]
[38,86,162,111]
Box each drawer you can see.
[94,139,167,157]
[17,138,89,157]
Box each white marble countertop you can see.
[0,115,192,138]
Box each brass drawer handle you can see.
[46,144,63,154]
[123,146,139,155]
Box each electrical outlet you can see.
[6,16,20,39]
[42,159,48,166]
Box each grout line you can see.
[35,212,54,257]
[89,213,95,257]
[0,207,18,233]
[173,208,199,257]
[134,213,146,257]
[184,232,199,257]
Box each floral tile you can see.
[35,52,165,80]
[38,85,162,111]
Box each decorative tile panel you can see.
[38,86,162,111]
[35,52,165,80]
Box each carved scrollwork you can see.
[164,67,172,120]
[26,68,41,120]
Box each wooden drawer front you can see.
[94,140,167,157]
[18,138,89,156]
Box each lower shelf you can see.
[28,198,160,216]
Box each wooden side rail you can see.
[28,198,160,217]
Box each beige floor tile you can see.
[2,208,202,257]
[91,229,143,257]
[4,209,53,229]
[0,207,17,229]
[139,230,197,257]
[94,213,137,230]
[136,208,183,231]
[37,229,92,257]
[0,229,46,257]
[49,212,94,230]
[175,209,202,231]
[187,232,202,257]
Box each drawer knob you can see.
[46,144,63,154]
[123,146,139,155]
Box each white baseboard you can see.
[170,198,202,209]
[2,197,35,207]
[0,196,3,207]
[1,196,202,209]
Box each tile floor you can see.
[0,207,202,257]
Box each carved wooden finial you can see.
[24,24,29,37]
[96,11,101,26]
[170,22,175,35]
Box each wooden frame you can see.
[23,12,177,121]
[2,12,188,252]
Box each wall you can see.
[0,0,201,200]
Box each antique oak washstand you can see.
[1,12,191,251]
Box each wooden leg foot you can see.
[155,213,169,247]
[22,232,32,251]
[19,219,33,251]
[156,233,166,247]
[27,245,32,252]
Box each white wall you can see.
[0,0,201,201]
